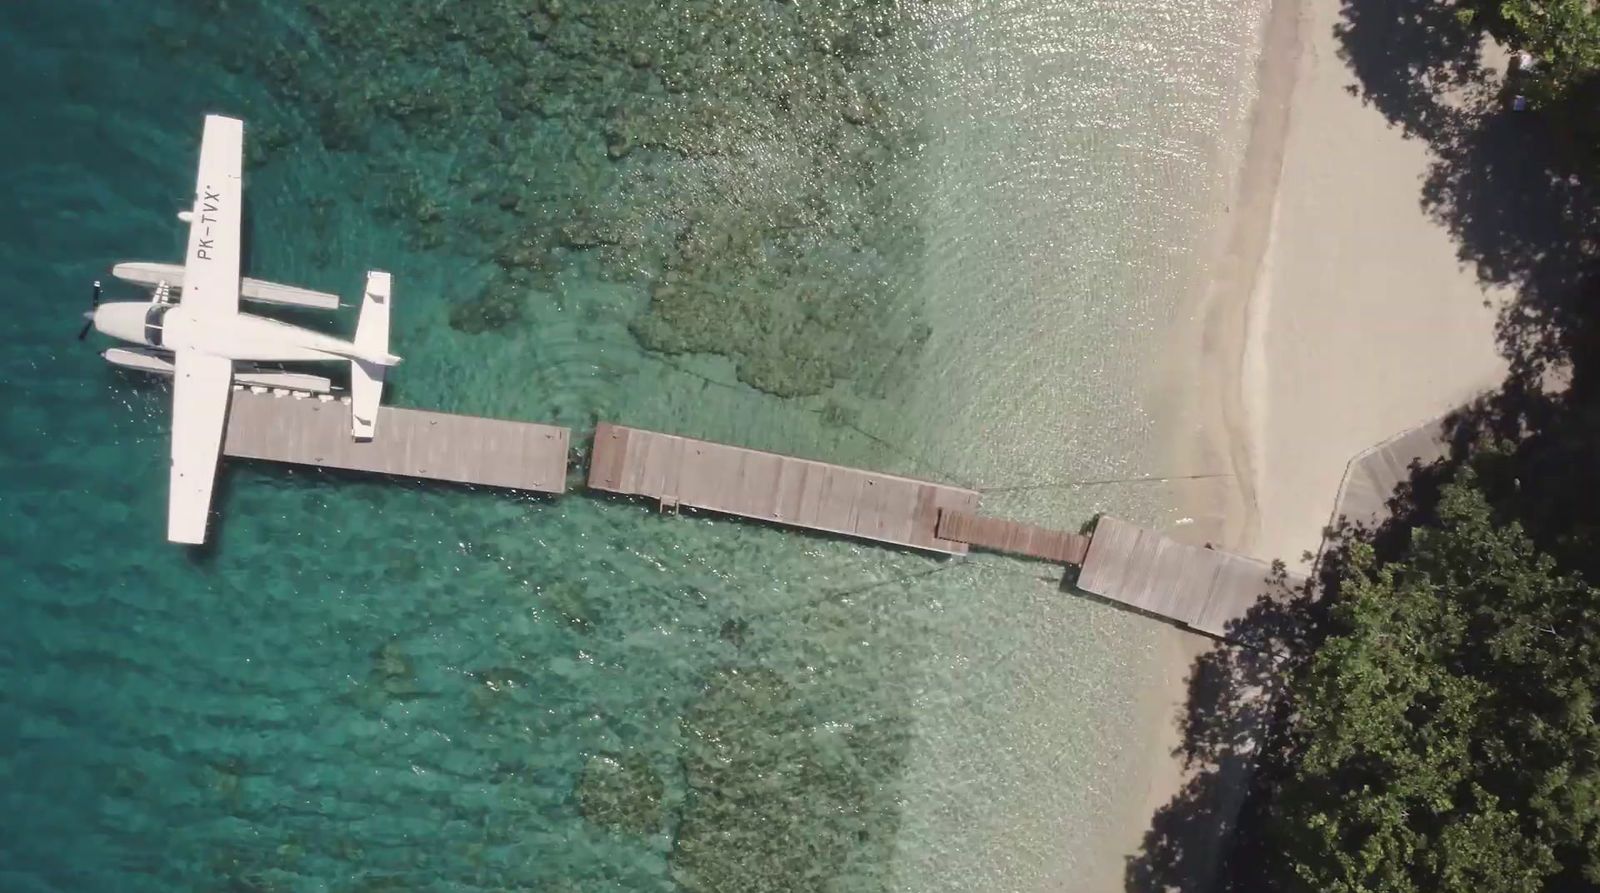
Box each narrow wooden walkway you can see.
[936,510,1091,564]
[587,423,979,555]
[1076,516,1289,639]
[219,397,1290,639]
[223,390,570,493]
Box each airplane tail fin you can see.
[351,271,393,440]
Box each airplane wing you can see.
[179,115,244,317]
[112,262,341,311]
[168,350,234,544]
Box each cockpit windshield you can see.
[143,304,170,348]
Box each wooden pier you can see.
[936,510,1091,564]
[223,390,570,493]
[1076,516,1288,639]
[587,423,980,555]
[218,399,1289,641]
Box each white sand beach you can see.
[1243,3,1510,568]
[1100,0,1511,887]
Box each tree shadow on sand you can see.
[1127,0,1600,888]
[1120,567,1320,892]
[1333,0,1598,377]
[1122,452,1470,891]
[1336,0,1600,581]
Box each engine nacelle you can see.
[92,301,170,349]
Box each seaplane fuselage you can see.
[91,300,396,366]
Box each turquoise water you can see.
[0,2,1267,890]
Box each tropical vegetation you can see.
[1228,2,1600,890]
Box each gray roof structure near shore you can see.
[1328,416,1453,531]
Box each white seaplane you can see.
[83,114,400,545]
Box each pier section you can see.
[223,389,570,493]
[936,510,1091,564]
[1076,515,1287,639]
[587,423,980,555]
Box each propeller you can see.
[77,280,101,341]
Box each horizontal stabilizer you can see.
[350,271,393,440]
[112,262,340,311]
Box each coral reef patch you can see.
[576,752,666,836]
[192,0,936,396]
[669,666,909,892]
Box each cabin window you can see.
[143,304,170,348]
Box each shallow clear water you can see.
[0,1,1265,890]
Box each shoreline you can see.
[1101,0,1514,885]
[1196,0,1305,560]
[1086,0,1307,887]
[1182,0,1305,560]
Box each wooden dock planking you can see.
[224,390,570,493]
[1075,516,1288,640]
[586,423,979,555]
[863,477,919,546]
[219,398,1301,638]
[935,511,1091,564]
[586,423,627,493]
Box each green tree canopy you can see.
[1477,0,1600,102]
[1267,472,1600,892]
